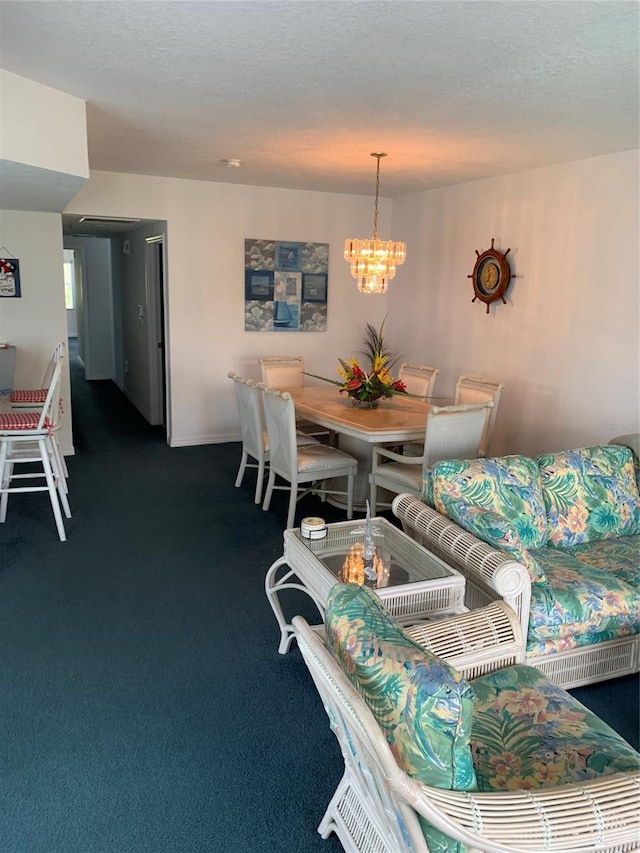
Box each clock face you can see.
[477,258,500,294]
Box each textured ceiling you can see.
[0,0,638,198]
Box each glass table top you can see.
[291,517,454,591]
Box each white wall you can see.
[390,149,640,456]
[0,70,88,177]
[64,237,115,380]
[0,209,73,453]
[65,173,394,446]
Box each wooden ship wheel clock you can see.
[468,238,514,314]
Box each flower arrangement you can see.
[306,317,407,407]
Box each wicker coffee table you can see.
[265,517,465,654]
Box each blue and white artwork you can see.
[244,239,328,332]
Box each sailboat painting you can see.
[244,239,328,332]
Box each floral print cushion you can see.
[325,583,476,853]
[538,445,640,548]
[431,455,548,549]
[563,535,640,588]
[445,504,547,584]
[526,547,639,651]
[470,664,640,791]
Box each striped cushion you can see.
[0,412,51,432]
[9,388,47,403]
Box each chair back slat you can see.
[259,356,304,389]
[423,401,493,469]
[398,364,440,400]
[260,386,299,482]
[229,372,265,464]
[454,376,503,457]
[41,341,66,388]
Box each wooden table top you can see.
[286,385,431,443]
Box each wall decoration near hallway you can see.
[0,256,21,298]
[244,239,328,332]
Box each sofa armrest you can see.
[392,493,532,638]
[404,601,526,679]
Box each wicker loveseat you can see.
[391,439,640,688]
[294,584,640,853]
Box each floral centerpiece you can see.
[306,317,407,408]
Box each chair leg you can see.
[254,459,265,504]
[48,437,71,519]
[39,437,66,541]
[347,472,355,520]
[0,438,9,522]
[51,435,69,490]
[286,484,298,530]
[369,476,378,516]
[262,470,276,511]
[235,449,249,488]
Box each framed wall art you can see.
[244,239,328,332]
[0,256,21,298]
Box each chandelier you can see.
[344,153,406,294]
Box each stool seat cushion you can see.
[0,412,51,432]
[9,388,47,404]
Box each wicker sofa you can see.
[391,439,640,688]
[294,584,640,853]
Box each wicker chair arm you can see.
[404,601,526,678]
[392,493,532,635]
[396,771,640,853]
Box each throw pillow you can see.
[325,583,476,853]
[538,445,640,548]
[431,455,548,549]
[446,504,548,584]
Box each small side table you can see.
[265,517,465,654]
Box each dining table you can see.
[286,385,435,509]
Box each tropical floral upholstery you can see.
[431,455,548,549]
[564,535,640,587]
[538,445,640,548]
[446,504,547,584]
[426,445,640,658]
[526,546,639,654]
[323,584,640,852]
[471,664,640,791]
[325,583,476,853]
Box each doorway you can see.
[62,215,170,441]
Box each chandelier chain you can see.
[372,154,382,240]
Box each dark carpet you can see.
[0,345,637,853]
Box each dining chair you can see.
[0,358,71,541]
[228,371,319,504]
[258,354,331,441]
[9,340,66,407]
[10,341,69,480]
[260,385,358,529]
[368,400,493,513]
[397,363,441,456]
[258,355,305,389]
[454,375,504,457]
[398,363,440,401]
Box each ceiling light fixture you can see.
[344,153,406,295]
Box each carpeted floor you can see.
[0,345,637,852]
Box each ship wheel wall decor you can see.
[468,238,514,314]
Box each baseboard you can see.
[169,432,241,448]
